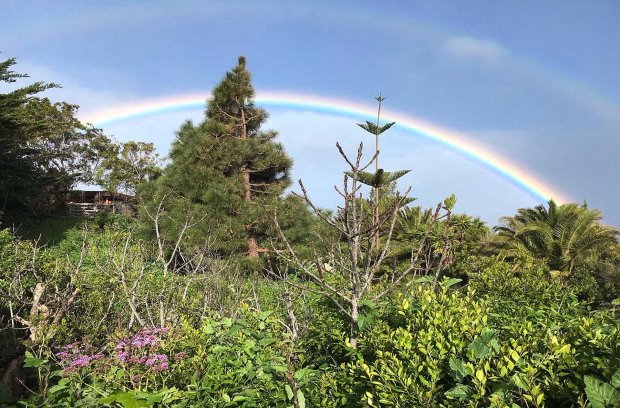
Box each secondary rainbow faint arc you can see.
[81,91,570,204]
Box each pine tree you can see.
[147,57,295,258]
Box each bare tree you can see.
[1,228,88,399]
[98,192,237,330]
[273,142,455,348]
[6,228,87,344]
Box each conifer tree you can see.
[146,57,295,258]
[350,96,411,247]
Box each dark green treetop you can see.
[145,57,302,259]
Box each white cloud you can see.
[9,60,136,114]
[443,36,506,64]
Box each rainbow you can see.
[81,91,571,203]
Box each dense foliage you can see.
[1,57,106,216]
[144,57,308,259]
[1,55,619,407]
[0,57,161,226]
[494,200,619,279]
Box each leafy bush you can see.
[340,279,619,407]
[21,310,317,407]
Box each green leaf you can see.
[468,328,499,359]
[99,396,115,404]
[294,367,313,382]
[270,364,288,373]
[379,122,396,134]
[357,121,375,134]
[358,121,395,136]
[445,384,471,400]
[359,299,375,309]
[203,323,215,335]
[412,276,433,284]
[443,194,457,211]
[585,376,620,408]
[144,389,169,404]
[24,351,47,368]
[441,277,463,289]
[512,373,529,391]
[285,384,294,401]
[257,310,273,321]
[259,337,276,346]
[48,383,68,394]
[100,392,149,408]
[449,357,469,381]
[297,390,306,408]
[611,369,620,389]
[358,313,375,331]
[346,169,410,188]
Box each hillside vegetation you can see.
[1,56,619,407]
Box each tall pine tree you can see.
[147,57,296,258]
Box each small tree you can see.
[274,107,456,348]
[146,56,298,259]
[355,94,397,247]
[96,140,162,195]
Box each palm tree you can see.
[494,200,619,278]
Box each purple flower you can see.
[151,327,170,335]
[151,360,169,372]
[116,330,159,350]
[70,355,92,368]
[131,335,157,348]
[56,351,69,360]
[117,351,129,363]
[110,328,173,374]
[57,341,103,374]
[145,354,168,367]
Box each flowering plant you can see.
[55,342,104,375]
[114,327,172,373]
[53,326,187,390]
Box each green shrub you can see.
[22,309,316,407]
[342,279,619,407]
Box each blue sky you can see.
[4,1,620,225]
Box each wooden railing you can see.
[67,203,115,217]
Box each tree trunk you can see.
[240,106,259,258]
[350,298,359,349]
[12,282,49,343]
[373,98,382,250]
[243,170,251,202]
[247,235,259,258]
